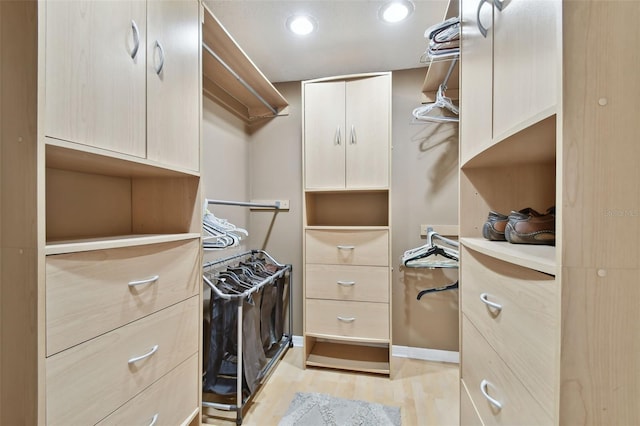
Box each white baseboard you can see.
[290,336,459,364]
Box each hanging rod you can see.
[441,56,459,91]
[206,198,281,209]
[202,42,278,117]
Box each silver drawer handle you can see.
[480,379,503,410]
[128,275,160,287]
[149,413,159,426]
[479,292,503,312]
[337,245,355,250]
[130,20,140,59]
[128,344,159,364]
[337,280,356,286]
[337,316,356,322]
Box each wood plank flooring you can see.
[202,347,460,426]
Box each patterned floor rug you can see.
[279,392,401,426]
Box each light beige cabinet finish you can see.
[459,1,640,425]
[46,239,200,355]
[303,74,390,190]
[305,229,389,266]
[306,299,389,340]
[46,296,199,425]
[44,0,200,171]
[305,264,389,303]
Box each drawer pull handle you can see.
[337,245,355,250]
[480,379,503,410]
[337,316,356,322]
[479,292,502,312]
[128,275,160,287]
[130,20,140,59]
[148,413,159,426]
[337,280,356,286]
[128,344,159,364]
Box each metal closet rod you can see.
[202,42,278,117]
[206,198,281,209]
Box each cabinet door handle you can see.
[337,280,356,286]
[128,275,160,287]
[131,20,140,59]
[350,125,356,144]
[337,245,355,250]
[335,127,342,145]
[337,316,356,322]
[493,0,506,12]
[154,40,165,75]
[148,413,159,426]
[477,0,491,38]
[479,292,502,312]
[128,344,159,364]
[480,379,503,410]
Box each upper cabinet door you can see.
[460,0,494,163]
[345,75,390,189]
[492,0,559,138]
[146,0,200,172]
[304,81,346,189]
[44,1,146,157]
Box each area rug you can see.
[279,392,401,426]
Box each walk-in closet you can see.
[1,0,639,425]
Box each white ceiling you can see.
[203,0,449,83]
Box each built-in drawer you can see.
[46,296,199,426]
[461,316,552,426]
[460,379,484,426]
[461,246,557,414]
[305,229,388,266]
[306,299,389,340]
[305,264,389,302]
[46,238,200,355]
[97,354,199,426]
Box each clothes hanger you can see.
[417,281,459,300]
[412,57,459,123]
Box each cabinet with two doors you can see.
[0,1,202,424]
[302,73,392,374]
[459,0,640,425]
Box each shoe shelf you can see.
[460,237,556,276]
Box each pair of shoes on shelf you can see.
[482,207,555,246]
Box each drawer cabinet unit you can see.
[302,72,392,375]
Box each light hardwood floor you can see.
[202,347,460,425]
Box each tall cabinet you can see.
[302,73,392,375]
[459,0,640,425]
[1,1,202,424]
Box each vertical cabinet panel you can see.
[345,75,390,188]
[44,1,147,157]
[304,81,346,189]
[146,0,200,171]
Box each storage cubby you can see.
[305,190,389,227]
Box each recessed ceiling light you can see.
[379,0,414,23]
[286,14,317,36]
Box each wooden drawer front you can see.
[306,264,389,302]
[97,354,199,426]
[462,316,552,426]
[46,296,199,426]
[46,239,200,355]
[305,229,388,266]
[461,247,556,414]
[306,299,389,340]
[460,379,484,426]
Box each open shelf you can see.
[202,4,288,121]
[45,233,201,256]
[305,190,389,227]
[461,237,556,275]
[304,339,390,375]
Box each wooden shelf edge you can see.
[202,4,288,122]
[305,341,390,375]
[461,237,557,276]
[45,233,201,255]
[305,226,390,231]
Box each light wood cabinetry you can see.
[44,0,200,171]
[459,1,640,425]
[304,74,390,190]
[302,73,392,375]
[0,1,202,424]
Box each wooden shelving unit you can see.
[202,4,289,121]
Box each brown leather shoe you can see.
[505,207,555,245]
[482,211,508,241]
